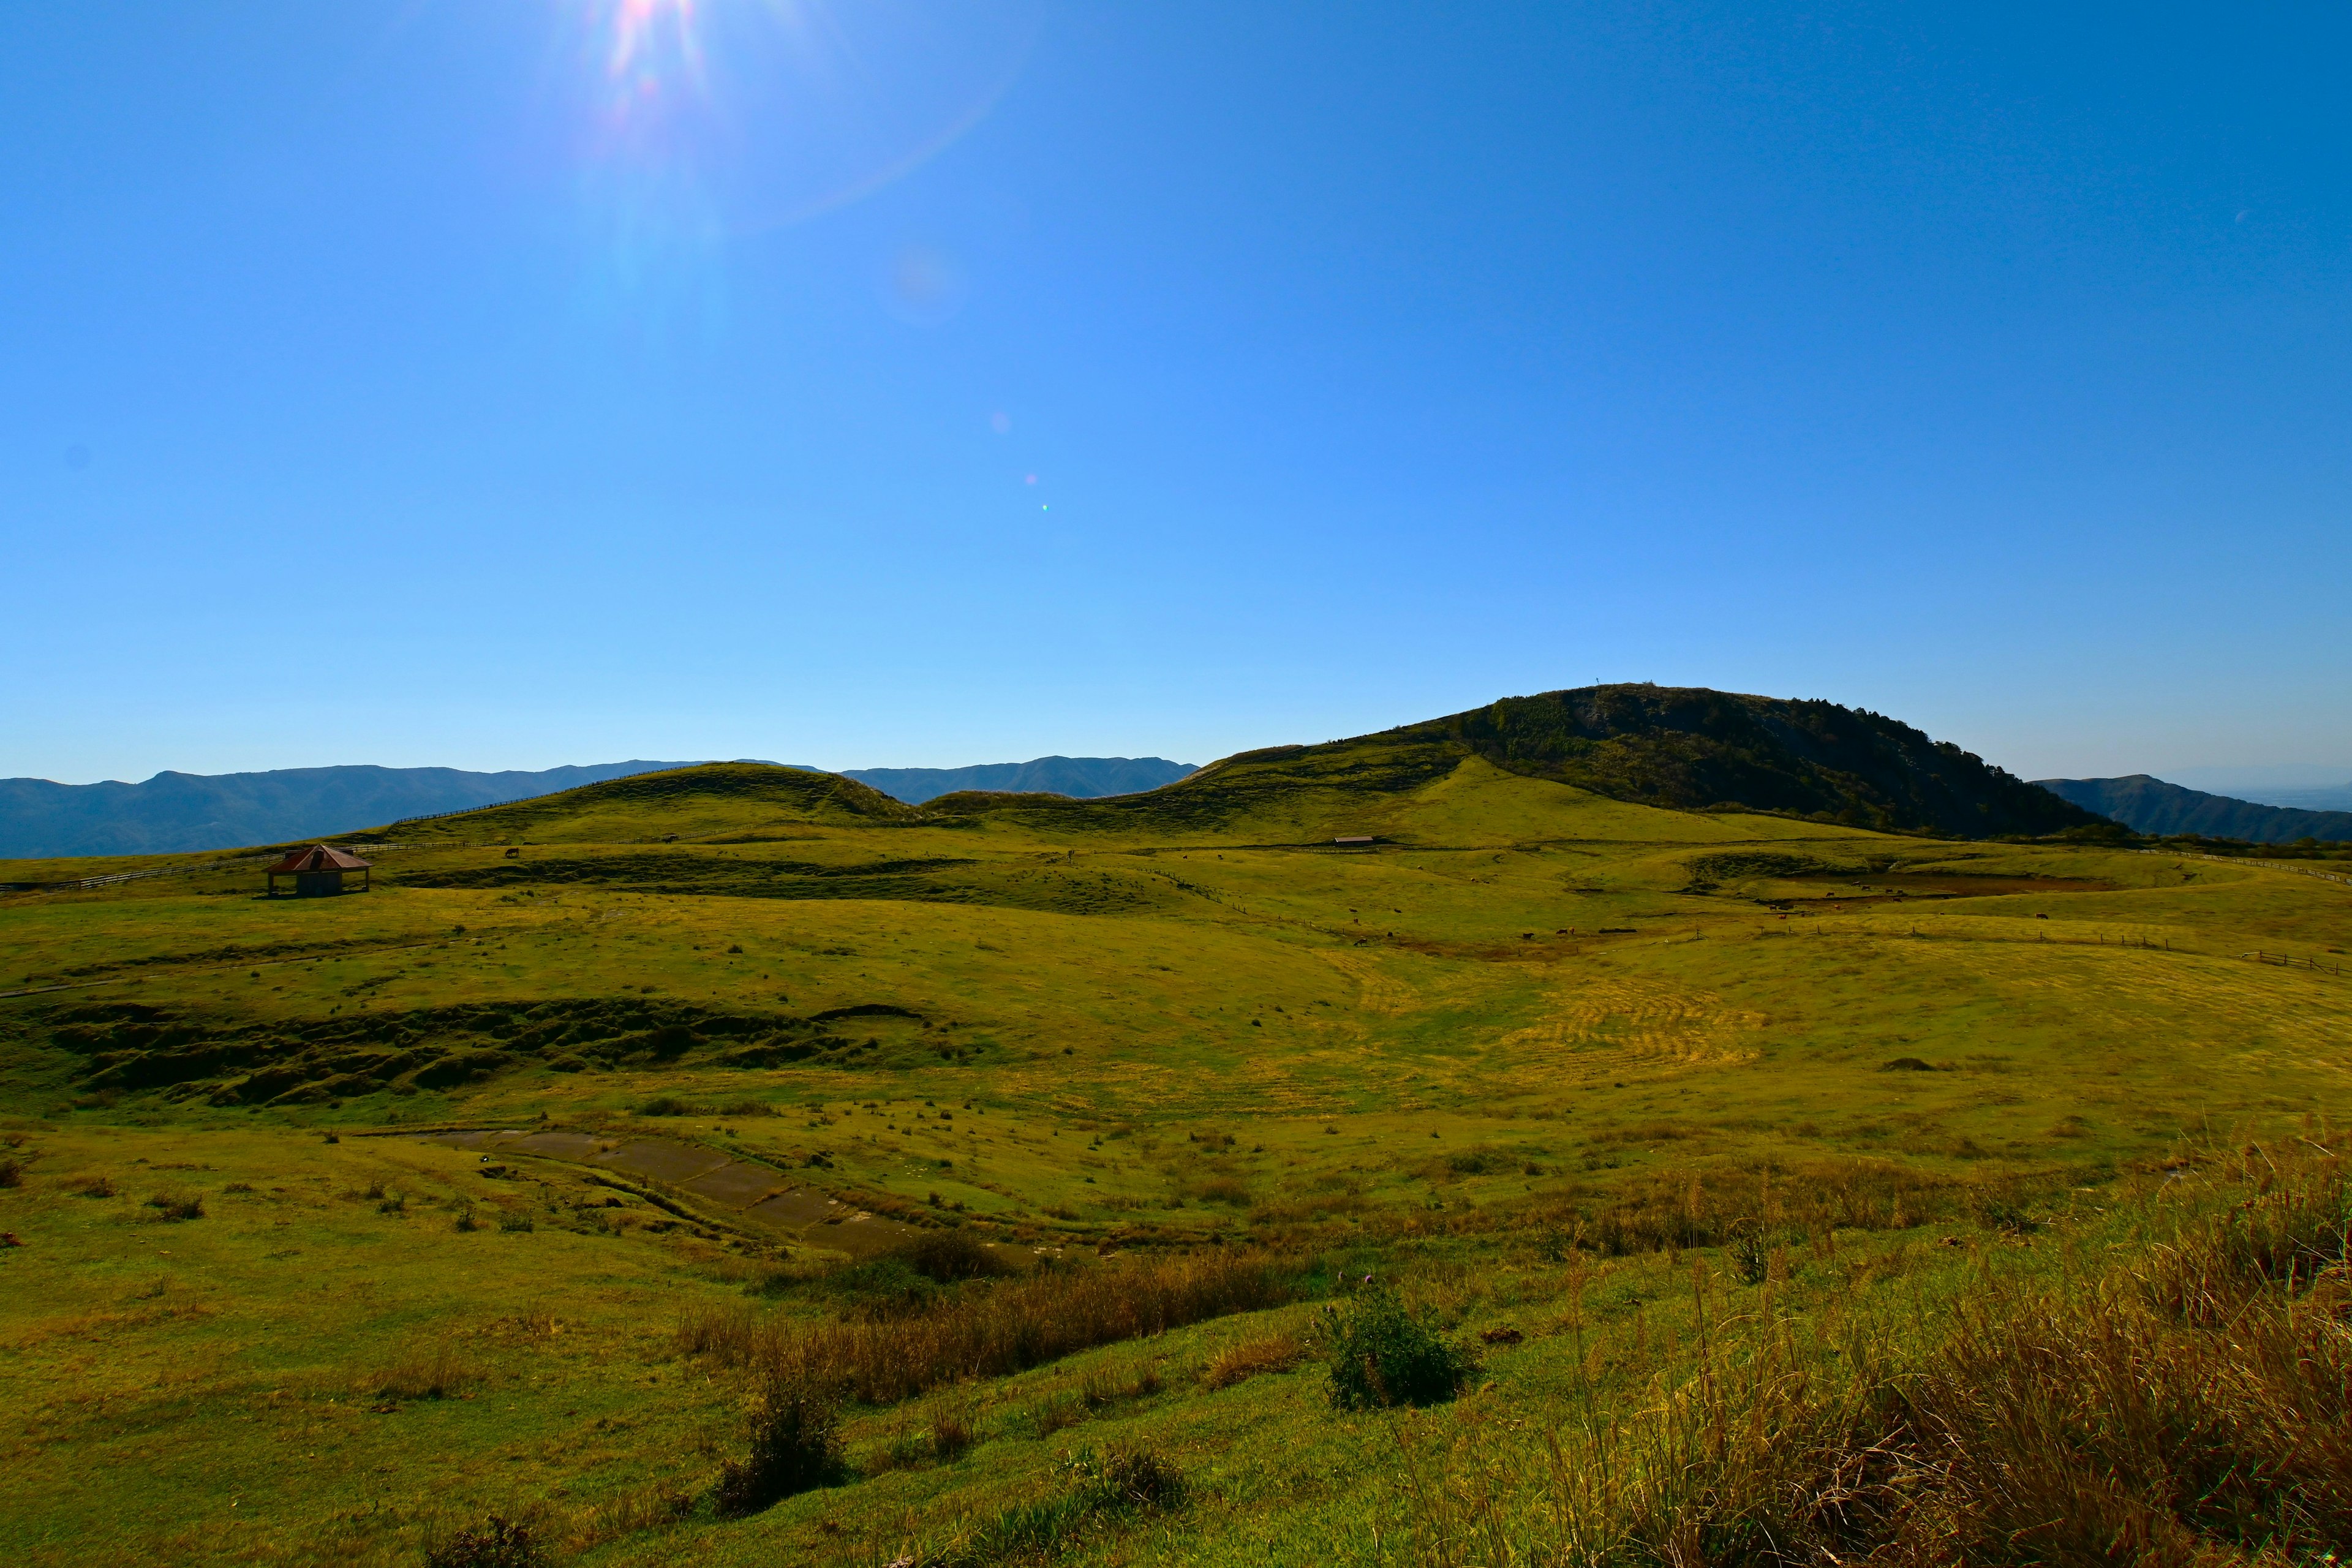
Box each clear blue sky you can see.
[6,2,2348,785]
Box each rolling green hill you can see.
[345,762,922,846]
[931,683,2109,840]
[3,687,2344,1568]
[1403,683,2106,835]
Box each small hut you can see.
[265,844,372,898]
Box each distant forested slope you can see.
[2035,775,2352,843]
[1404,685,2104,838]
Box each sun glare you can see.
[564,0,1041,238]
[606,0,701,83]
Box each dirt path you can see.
[420,1128,921,1256]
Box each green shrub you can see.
[146,1193,205,1221]
[424,1516,545,1568]
[0,1158,21,1188]
[772,1255,941,1318]
[1314,1288,1474,1409]
[638,1095,696,1117]
[712,1369,847,1516]
[895,1228,1008,1284]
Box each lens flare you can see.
[607,0,701,83]
[566,0,1042,235]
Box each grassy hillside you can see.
[4,734,2348,1566]
[345,763,923,846]
[926,685,2110,842]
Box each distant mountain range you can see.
[840,757,1193,805]
[2148,766,2352,812]
[2034,775,2352,843]
[0,762,697,859]
[0,755,1198,859]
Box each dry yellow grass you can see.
[1200,1332,1305,1390]
[679,1249,1295,1406]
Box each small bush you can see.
[712,1369,847,1517]
[639,1096,696,1117]
[498,1211,535,1233]
[895,1229,1008,1284]
[223,1182,254,1194]
[0,1158,21,1188]
[147,1193,205,1221]
[1728,1223,1770,1286]
[424,1516,545,1568]
[796,1257,937,1316]
[1316,1289,1474,1409]
[64,1174,115,1198]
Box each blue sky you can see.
[6,2,2348,785]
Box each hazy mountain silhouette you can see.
[842,757,1194,805]
[2,755,1199,858]
[2035,775,2352,843]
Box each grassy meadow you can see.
[4,754,2351,1565]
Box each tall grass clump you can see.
[1202,1332,1305,1390]
[925,1446,1185,1567]
[424,1517,545,1568]
[684,1249,1294,1407]
[366,1340,480,1403]
[712,1363,848,1516]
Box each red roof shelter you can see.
[265,844,372,897]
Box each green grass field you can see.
[6,755,2350,1564]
